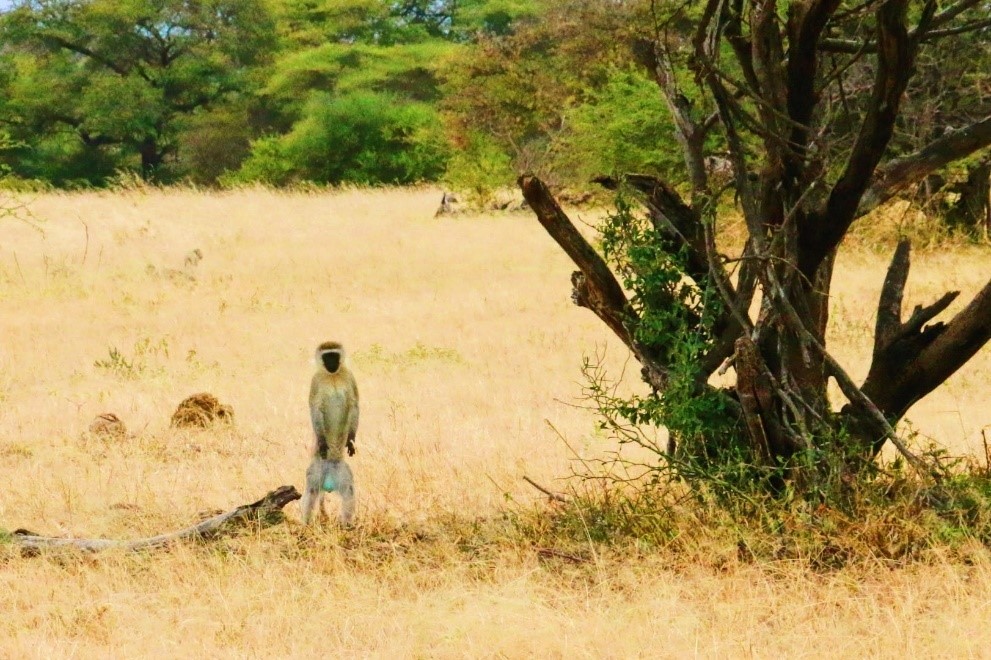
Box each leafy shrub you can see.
[229,91,449,186]
[1,131,120,188]
[442,131,515,204]
[222,136,293,187]
[554,68,684,183]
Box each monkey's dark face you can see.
[321,350,341,373]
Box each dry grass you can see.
[1,187,990,657]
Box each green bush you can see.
[442,131,515,204]
[4,132,120,188]
[554,68,684,184]
[229,92,449,186]
[224,136,293,187]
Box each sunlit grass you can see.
[1,187,990,655]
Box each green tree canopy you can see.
[0,0,277,182]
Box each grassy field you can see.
[2,187,991,656]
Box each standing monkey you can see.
[300,341,359,525]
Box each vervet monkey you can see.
[300,341,359,525]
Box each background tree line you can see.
[0,0,988,232]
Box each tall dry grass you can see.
[1,187,990,657]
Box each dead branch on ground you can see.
[6,485,300,555]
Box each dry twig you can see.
[523,475,569,503]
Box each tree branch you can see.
[37,34,130,77]
[8,486,300,554]
[874,238,911,348]
[863,276,991,425]
[760,260,937,477]
[901,292,960,338]
[854,240,991,458]
[785,0,842,177]
[870,239,960,371]
[594,173,708,283]
[800,0,915,276]
[858,116,991,216]
[632,38,710,198]
[520,175,631,342]
[819,0,985,52]
[519,175,670,389]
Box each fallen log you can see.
[5,485,300,554]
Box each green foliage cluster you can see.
[93,337,170,380]
[592,193,747,482]
[555,70,684,184]
[3,0,980,223]
[229,91,448,186]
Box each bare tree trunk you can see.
[139,137,164,180]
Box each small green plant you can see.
[184,349,220,375]
[355,342,464,368]
[405,342,463,364]
[94,347,137,378]
[0,442,33,459]
[94,337,170,379]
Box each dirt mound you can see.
[87,413,128,439]
[170,392,234,428]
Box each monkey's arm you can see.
[345,410,358,456]
[310,406,329,459]
[346,382,359,456]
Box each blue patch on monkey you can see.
[322,473,337,492]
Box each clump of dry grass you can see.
[1,187,991,655]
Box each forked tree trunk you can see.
[522,174,991,477]
[519,1,991,483]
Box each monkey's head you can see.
[316,341,345,374]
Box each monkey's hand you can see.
[346,439,356,456]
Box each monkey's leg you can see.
[333,461,356,526]
[300,459,326,525]
[317,492,329,522]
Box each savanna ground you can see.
[1,187,991,656]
